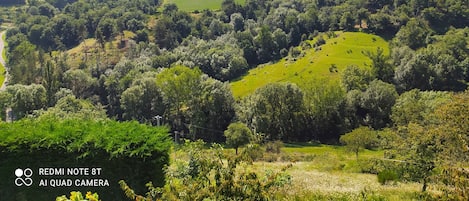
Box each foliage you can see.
[56,191,100,201]
[392,90,469,195]
[0,117,171,160]
[121,72,165,123]
[173,34,248,80]
[1,84,47,119]
[120,140,291,201]
[394,28,469,91]
[238,82,305,141]
[0,117,172,200]
[342,65,373,91]
[224,122,252,154]
[340,126,378,159]
[34,94,107,120]
[377,170,398,185]
[391,89,451,126]
[302,78,346,141]
[156,66,235,142]
[364,47,393,83]
[265,140,283,154]
[394,18,433,50]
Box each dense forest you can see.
[0,0,468,200]
[2,0,468,142]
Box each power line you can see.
[184,123,225,134]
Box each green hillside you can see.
[230,32,390,97]
[164,0,246,11]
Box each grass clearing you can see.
[66,31,135,68]
[251,145,423,201]
[230,32,389,98]
[163,0,246,12]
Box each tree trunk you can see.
[422,178,428,192]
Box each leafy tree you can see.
[360,80,398,129]
[340,126,378,159]
[391,89,451,127]
[239,82,305,141]
[255,26,276,63]
[395,123,438,192]
[8,41,38,84]
[364,47,393,83]
[156,66,202,133]
[302,78,346,141]
[394,35,468,92]
[394,18,432,50]
[173,34,248,80]
[367,8,400,35]
[63,69,97,99]
[3,84,47,119]
[153,16,178,49]
[230,13,244,32]
[432,91,469,199]
[96,18,117,46]
[190,78,235,142]
[393,91,469,194]
[120,75,164,123]
[346,80,397,129]
[222,0,239,21]
[339,11,355,31]
[341,65,373,91]
[51,14,84,49]
[38,3,55,17]
[0,92,12,121]
[35,94,107,121]
[224,122,253,154]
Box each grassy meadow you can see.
[163,0,246,11]
[256,145,423,201]
[169,143,426,201]
[230,32,390,98]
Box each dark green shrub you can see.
[0,117,171,201]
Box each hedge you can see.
[0,117,172,201]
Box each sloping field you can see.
[164,0,245,11]
[231,32,390,97]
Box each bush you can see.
[0,117,172,201]
[242,143,264,162]
[378,170,399,185]
[121,141,292,201]
[266,140,283,154]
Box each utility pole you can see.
[153,115,162,126]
